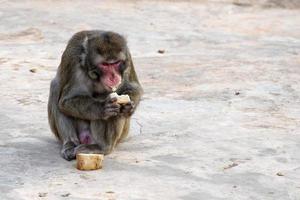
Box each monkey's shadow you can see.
[12,136,66,169]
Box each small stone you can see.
[38,192,47,197]
[61,193,71,197]
[30,68,37,73]
[158,49,165,54]
[106,191,115,194]
[233,185,237,188]
[223,162,238,170]
[235,91,240,95]
[232,1,252,7]
[276,172,284,176]
[80,174,90,180]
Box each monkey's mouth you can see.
[98,61,122,91]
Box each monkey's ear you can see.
[79,36,89,66]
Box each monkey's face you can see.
[87,33,127,92]
[97,59,124,91]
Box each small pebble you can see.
[276,172,284,176]
[223,162,238,170]
[61,193,71,197]
[30,68,37,73]
[38,192,47,197]
[158,49,165,54]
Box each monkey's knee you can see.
[118,119,130,143]
[61,141,77,161]
[55,113,80,145]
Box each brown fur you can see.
[48,30,143,160]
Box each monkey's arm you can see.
[121,51,143,104]
[59,96,101,120]
[59,88,119,121]
[120,81,142,101]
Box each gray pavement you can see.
[0,1,300,199]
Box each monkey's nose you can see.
[109,74,115,81]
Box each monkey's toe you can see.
[61,149,76,161]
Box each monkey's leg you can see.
[109,117,127,152]
[48,78,80,161]
[90,117,126,155]
[55,113,80,160]
[118,118,130,143]
[48,78,60,139]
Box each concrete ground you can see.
[0,0,300,199]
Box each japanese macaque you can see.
[48,30,143,160]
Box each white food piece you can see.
[109,92,131,104]
[76,153,104,170]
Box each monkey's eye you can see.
[102,61,121,67]
[119,61,127,73]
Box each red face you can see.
[98,61,122,91]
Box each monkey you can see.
[48,30,143,161]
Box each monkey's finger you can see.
[105,107,120,113]
[130,107,135,113]
[121,107,131,114]
[105,103,120,109]
[121,105,134,115]
[121,108,134,117]
[104,111,118,117]
[104,109,118,114]
[124,102,134,108]
[108,97,118,103]
[126,101,135,107]
[123,104,134,110]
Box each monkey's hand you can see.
[120,101,135,117]
[102,96,121,120]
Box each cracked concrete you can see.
[0,0,300,200]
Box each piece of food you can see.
[110,92,131,104]
[76,153,104,170]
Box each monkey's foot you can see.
[61,141,77,161]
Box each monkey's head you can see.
[84,32,128,92]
